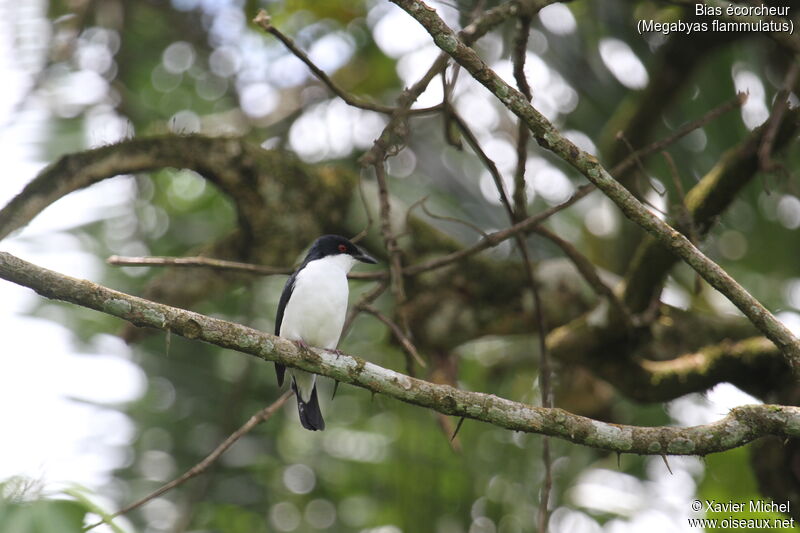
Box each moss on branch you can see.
[623,109,800,313]
[390,0,800,374]
[0,250,798,454]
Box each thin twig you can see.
[662,151,703,296]
[447,109,515,220]
[342,281,389,338]
[441,71,463,150]
[400,196,430,239]
[617,132,661,194]
[361,303,427,373]
[661,151,699,245]
[404,184,595,276]
[617,136,670,223]
[419,197,488,238]
[107,255,380,281]
[512,13,533,221]
[351,170,376,244]
[617,132,671,217]
[374,163,412,340]
[253,10,437,116]
[758,61,799,176]
[533,225,632,326]
[510,14,553,530]
[107,255,292,275]
[614,92,748,178]
[84,391,292,532]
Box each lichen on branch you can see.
[389,0,800,375]
[0,250,798,456]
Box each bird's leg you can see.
[328,348,345,357]
[296,339,310,351]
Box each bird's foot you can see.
[328,348,345,358]
[296,340,310,351]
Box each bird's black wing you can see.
[274,271,298,387]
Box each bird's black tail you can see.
[291,378,325,431]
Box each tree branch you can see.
[1,250,799,455]
[389,0,800,374]
[106,254,379,280]
[107,255,293,275]
[623,106,800,313]
[253,10,437,116]
[85,391,292,531]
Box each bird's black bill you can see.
[354,248,377,264]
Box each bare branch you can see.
[107,254,380,281]
[85,391,292,531]
[108,255,293,275]
[404,184,594,275]
[360,302,427,371]
[511,13,532,222]
[508,23,555,526]
[417,197,489,238]
[1,250,798,455]
[373,163,412,340]
[253,10,437,116]
[759,61,799,176]
[389,0,800,374]
[532,225,631,326]
[613,92,747,179]
[342,281,389,338]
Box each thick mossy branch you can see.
[390,0,800,374]
[623,109,800,313]
[0,135,354,248]
[0,135,356,338]
[611,337,789,402]
[0,136,262,241]
[545,311,791,402]
[1,250,799,455]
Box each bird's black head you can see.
[305,235,377,264]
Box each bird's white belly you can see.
[280,261,349,350]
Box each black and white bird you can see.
[275,235,377,430]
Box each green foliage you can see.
[0,499,86,533]
[0,480,107,533]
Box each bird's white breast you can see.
[279,254,355,350]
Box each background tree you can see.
[0,1,798,532]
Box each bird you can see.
[275,234,377,430]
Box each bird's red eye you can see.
[338,244,347,252]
